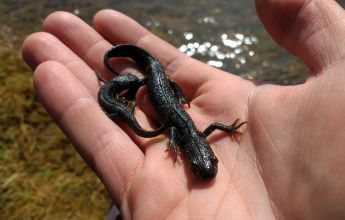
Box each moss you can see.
[0,26,110,219]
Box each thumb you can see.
[256,0,345,72]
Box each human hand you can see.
[22,0,345,219]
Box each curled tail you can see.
[98,79,165,138]
[99,44,167,137]
[103,44,163,76]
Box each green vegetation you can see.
[0,26,110,219]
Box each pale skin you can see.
[22,0,345,219]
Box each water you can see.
[1,1,345,217]
[2,0,345,84]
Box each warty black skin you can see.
[98,44,246,180]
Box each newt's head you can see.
[185,131,218,180]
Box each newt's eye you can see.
[190,161,202,177]
[190,160,199,168]
[211,156,218,165]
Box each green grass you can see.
[0,26,110,219]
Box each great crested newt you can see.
[98,44,246,180]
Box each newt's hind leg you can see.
[202,119,247,141]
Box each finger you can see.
[256,0,345,72]
[22,32,100,98]
[33,60,144,204]
[43,11,112,76]
[23,13,163,146]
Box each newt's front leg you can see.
[202,119,247,141]
[166,127,182,161]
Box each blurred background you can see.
[1,0,344,219]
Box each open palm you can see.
[22,0,345,219]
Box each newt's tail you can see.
[103,44,163,76]
[98,80,165,138]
